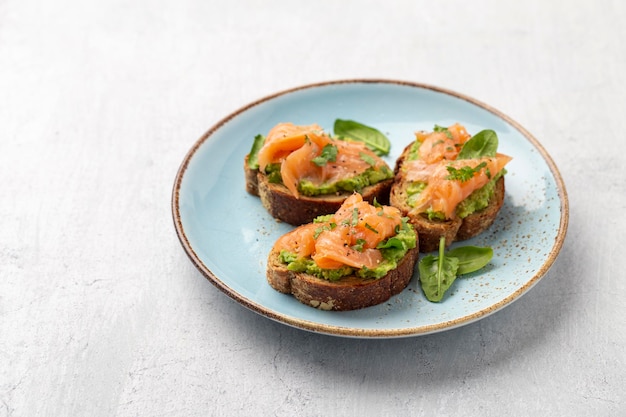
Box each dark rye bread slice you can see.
[244,155,394,226]
[390,144,506,253]
[266,246,419,311]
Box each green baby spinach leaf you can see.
[247,134,266,170]
[334,119,391,156]
[419,237,460,302]
[376,236,405,250]
[418,236,494,302]
[457,129,498,159]
[446,245,493,275]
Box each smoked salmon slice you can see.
[273,223,319,259]
[415,123,472,163]
[273,193,404,271]
[403,124,512,220]
[257,123,323,172]
[256,122,390,198]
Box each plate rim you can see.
[171,78,570,338]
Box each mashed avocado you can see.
[264,163,282,184]
[407,140,422,161]
[455,173,502,217]
[278,219,417,281]
[298,166,393,196]
[264,163,392,196]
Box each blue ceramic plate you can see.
[172,79,568,338]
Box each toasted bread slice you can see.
[257,174,393,226]
[244,156,393,226]
[244,154,260,196]
[391,144,506,253]
[267,246,419,311]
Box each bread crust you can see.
[266,246,419,311]
[244,155,260,196]
[390,144,506,253]
[245,156,393,226]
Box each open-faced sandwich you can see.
[245,122,394,225]
[390,123,512,253]
[266,193,418,311]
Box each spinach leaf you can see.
[376,236,406,250]
[334,119,391,156]
[457,129,498,159]
[446,246,493,275]
[418,237,494,302]
[247,134,266,170]
[419,237,459,302]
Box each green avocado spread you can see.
[299,166,393,196]
[278,217,417,281]
[264,164,393,197]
